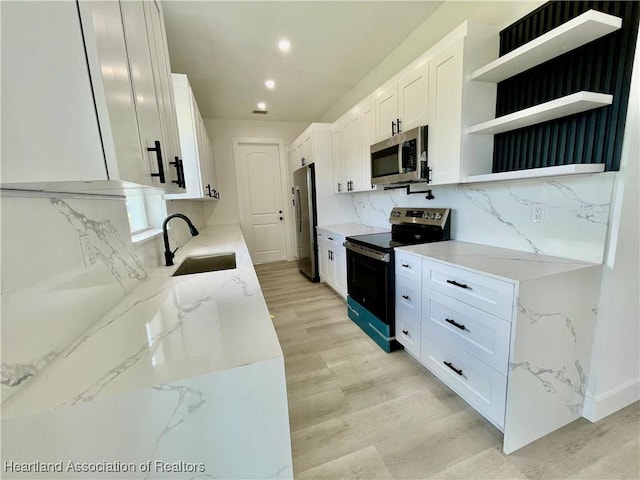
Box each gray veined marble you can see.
[149,384,206,472]
[64,285,176,358]
[507,181,610,225]
[1,351,57,387]
[460,186,543,253]
[510,360,587,414]
[517,300,578,344]
[51,198,147,288]
[350,196,366,223]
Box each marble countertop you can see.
[2,224,283,421]
[396,240,598,282]
[317,223,390,237]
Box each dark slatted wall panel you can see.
[493,1,639,173]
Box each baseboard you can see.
[583,379,640,422]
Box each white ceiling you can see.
[162,1,443,123]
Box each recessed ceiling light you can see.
[265,79,276,89]
[257,102,267,110]
[278,39,290,52]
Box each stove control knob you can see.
[430,212,437,220]
[435,213,443,220]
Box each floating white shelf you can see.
[467,91,613,135]
[471,10,622,83]
[465,163,605,184]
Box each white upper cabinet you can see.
[428,30,498,185]
[1,1,107,184]
[0,0,181,193]
[332,102,374,193]
[398,62,429,133]
[165,74,218,200]
[375,84,399,141]
[375,62,428,142]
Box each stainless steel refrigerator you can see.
[293,163,319,282]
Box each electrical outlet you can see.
[531,205,546,223]
[80,235,97,266]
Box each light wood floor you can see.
[255,261,640,480]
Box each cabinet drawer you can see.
[423,290,511,375]
[421,329,506,430]
[396,311,420,358]
[423,260,515,321]
[396,277,420,314]
[396,251,422,281]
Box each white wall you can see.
[584,32,640,421]
[321,0,544,123]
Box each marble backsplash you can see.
[349,172,616,264]
[0,193,205,403]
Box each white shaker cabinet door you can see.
[428,39,464,186]
[1,1,107,184]
[79,0,150,186]
[375,84,399,141]
[398,62,429,132]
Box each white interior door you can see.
[234,140,287,264]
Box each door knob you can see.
[279,210,282,214]
[279,217,283,221]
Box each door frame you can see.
[232,137,293,263]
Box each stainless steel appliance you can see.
[370,125,429,185]
[293,164,319,282]
[344,207,450,352]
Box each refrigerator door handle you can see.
[295,187,302,234]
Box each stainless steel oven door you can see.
[344,241,395,327]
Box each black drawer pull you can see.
[328,237,334,241]
[444,361,463,376]
[402,295,410,300]
[402,263,411,268]
[445,318,466,330]
[446,279,469,289]
[402,329,409,336]
[147,140,166,183]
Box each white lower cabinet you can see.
[395,242,602,454]
[421,330,507,429]
[317,228,347,299]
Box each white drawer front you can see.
[421,329,506,430]
[396,311,420,358]
[396,251,422,281]
[423,260,515,321]
[396,277,420,313]
[423,290,511,375]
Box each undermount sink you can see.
[172,252,237,276]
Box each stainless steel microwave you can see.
[370,125,429,185]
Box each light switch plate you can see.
[531,205,546,223]
[80,235,97,266]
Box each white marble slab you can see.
[346,172,615,263]
[1,224,292,478]
[397,240,597,282]
[2,224,283,420]
[317,223,390,237]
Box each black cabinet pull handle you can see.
[391,121,396,136]
[402,295,410,300]
[147,140,165,183]
[337,182,342,192]
[397,118,401,133]
[402,329,409,335]
[446,279,469,289]
[401,263,410,268]
[444,361,463,376]
[445,318,466,331]
[206,184,212,197]
[178,159,185,188]
[328,237,334,241]
[170,156,184,188]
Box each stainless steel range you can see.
[344,207,451,352]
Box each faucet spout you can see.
[162,214,199,266]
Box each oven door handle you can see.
[343,241,390,263]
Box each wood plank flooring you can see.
[255,261,640,479]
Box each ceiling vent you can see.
[253,110,268,115]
